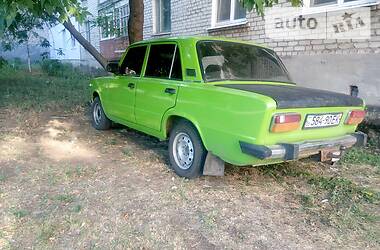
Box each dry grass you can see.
[0,68,379,249]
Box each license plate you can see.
[304,113,343,128]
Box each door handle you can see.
[164,88,176,94]
[128,83,135,89]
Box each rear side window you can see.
[145,44,182,80]
[120,46,147,76]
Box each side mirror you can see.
[106,61,120,74]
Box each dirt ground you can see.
[0,104,379,249]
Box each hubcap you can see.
[172,132,194,170]
[93,103,102,125]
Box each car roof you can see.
[131,36,267,48]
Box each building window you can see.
[99,4,129,40]
[70,34,76,48]
[100,12,115,40]
[212,0,246,27]
[85,21,91,42]
[115,5,129,37]
[305,0,376,9]
[154,0,171,34]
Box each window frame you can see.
[302,0,377,14]
[120,45,149,77]
[85,21,91,42]
[115,4,129,37]
[195,40,293,84]
[143,42,183,81]
[211,0,247,28]
[152,0,172,34]
[99,4,129,41]
[100,12,116,41]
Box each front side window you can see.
[197,41,291,83]
[145,44,182,80]
[214,0,246,26]
[120,46,147,76]
[154,0,171,33]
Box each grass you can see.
[1,64,379,248]
[37,223,57,243]
[71,204,82,213]
[258,158,380,234]
[0,66,92,111]
[65,165,84,178]
[55,194,75,204]
[0,174,6,182]
[341,147,380,167]
[10,208,29,219]
[200,211,217,230]
[122,147,132,156]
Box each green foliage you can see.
[0,65,90,111]
[341,147,380,167]
[241,0,303,15]
[0,0,91,54]
[0,0,89,35]
[0,56,8,68]
[40,59,77,77]
[258,161,379,231]
[55,194,75,203]
[11,208,29,219]
[1,12,47,50]
[307,175,379,204]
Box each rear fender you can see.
[161,110,210,150]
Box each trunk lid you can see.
[217,83,363,109]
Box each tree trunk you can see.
[128,0,144,44]
[63,18,108,69]
[26,41,31,73]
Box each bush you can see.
[40,59,76,77]
[40,59,64,76]
[0,57,8,68]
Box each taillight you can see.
[271,113,301,133]
[345,110,365,125]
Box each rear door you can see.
[106,45,147,123]
[135,43,183,131]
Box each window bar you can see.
[230,0,236,21]
[169,45,177,79]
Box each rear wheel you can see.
[91,97,111,130]
[168,120,207,179]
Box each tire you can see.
[168,120,207,179]
[91,97,112,130]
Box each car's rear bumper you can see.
[240,132,367,161]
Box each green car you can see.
[89,37,366,178]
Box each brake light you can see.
[271,113,301,133]
[345,110,365,125]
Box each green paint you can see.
[90,37,364,166]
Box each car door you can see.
[135,43,183,131]
[106,45,147,123]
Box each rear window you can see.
[197,40,292,83]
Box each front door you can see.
[106,45,147,123]
[135,43,183,131]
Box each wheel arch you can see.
[162,112,209,150]
[92,91,100,100]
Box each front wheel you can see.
[91,97,112,130]
[168,121,207,179]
